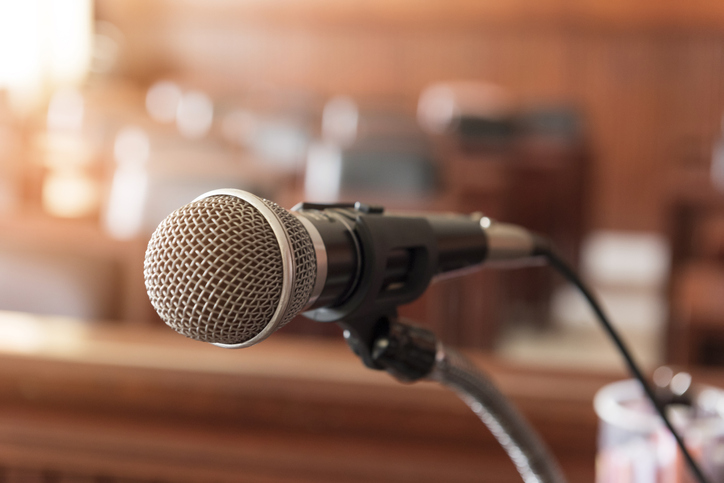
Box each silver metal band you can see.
[325,211,363,303]
[193,189,295,349]
[483,221,535,262]
[295,214,327,309]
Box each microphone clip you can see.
[292,201,384,214]
[340,311,437,382]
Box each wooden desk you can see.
[0,311,626,482]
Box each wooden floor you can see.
[0,311,632,482]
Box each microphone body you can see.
[143,189,538,350]
[295,206,492,309]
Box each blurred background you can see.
[2,0,724,481]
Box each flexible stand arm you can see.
[366,318,566,483]
[429,344,567,483]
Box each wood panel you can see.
[0,311,619,482]
[97,0,724,31]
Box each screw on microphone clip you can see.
[292,201,384,214]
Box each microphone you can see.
[144,189,541,349]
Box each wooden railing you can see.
[0,310,623,482]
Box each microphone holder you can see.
[339,314,567,483]
[303,201,565,481]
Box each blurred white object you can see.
[254,120,308,169]
[553,231,670,333]
[176,90,213,139]
[595,379,724,482]
[498,231,671,370]
[322,96,358,146]
[0,312,86,355]
[549,232,670,370]
[417,81,515,134]
[551,285,667,334]
[582,231,670,288]
[146,81,182,124]
[305,142,342,202]
[104,126,150,240]
[223,109,308,170]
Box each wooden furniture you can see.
[0,310,621,483]
[0,214,150,323]
[666,167,724,365]
[438,119,589,325]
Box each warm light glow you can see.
[40,133,94,169]
[305,142,342,202]
[0,311,85,355]
[0,0,92,114]
[47,0,92,86]
[104,169,149,240]
[42,169,99,218]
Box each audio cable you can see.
[536,242,710,483]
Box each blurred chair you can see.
[305,137,438,205]
[665,138,724,365]
[670,212,724,365]
[305,97,439,207]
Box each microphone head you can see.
[143,189,317,347]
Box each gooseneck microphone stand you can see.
[432,346,566,483]
[340,314,566,483]
[298,204,566,482]
[301,203,709,483]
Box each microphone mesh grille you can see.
[143,194,315,345]
[260,199,317,327]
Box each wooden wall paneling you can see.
[124,0,724,32]
[571,34,661,230]
[89,2,724,346]
[120,19,595,227]
[491,30,570,103]
[95,0,724,232]
[396,32,477,96]
[662,35,724,170]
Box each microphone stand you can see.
[300,204,565,482]
[339,315,567,483]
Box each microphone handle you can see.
[425,214,487,272]
[295,207,494,313]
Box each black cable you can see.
[537,242,710,483]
